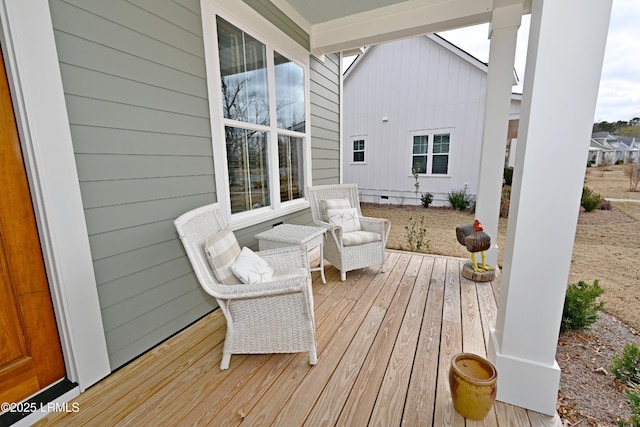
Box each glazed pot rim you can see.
[451,352,497,383]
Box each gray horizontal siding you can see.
[50,0,216,370]
[51,0,204,72]
[59,64,210,118]
[310,127,341,143]
[92,239,185,284]
[65,96,211,137]
[79,176,215,208]
[75,154,213,181]
[53,31,207,97]
[310,53,341,186]
[107,292,214,368]
[70,126,213,156]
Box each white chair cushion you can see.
[231,247,274,284]
[205,228,242,285]
[327,208,361,233]
[322,198,351,221]
[342,230,382,246]
[271,267,309,282]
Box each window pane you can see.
[353,151,365,162]
[412,156,427,174]
[353,139,365,151]
[274,52,305,132]
[225,126,270,213]
[278,135,304,202]
[217,17,269,125]
[413,135,428,154]
[433,133,450,154]
[432,154,449,174]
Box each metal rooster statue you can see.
[456,219,494,279]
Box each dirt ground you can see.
[361,164,640,425]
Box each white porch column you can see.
[474,4,521,268]
[488,0,612,416]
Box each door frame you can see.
[0,0,110,391]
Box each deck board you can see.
[369,255,425,425]
[435,258,465,426]
[404,256,444,426]
[35,251,562,427]
[336,253,411,427]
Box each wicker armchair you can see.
[307,184,390,281]
[174,203,317,370]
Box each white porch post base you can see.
[488,329,560,415]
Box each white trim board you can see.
[0,0,110,391]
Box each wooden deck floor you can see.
[37,251,562,426]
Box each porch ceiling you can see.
[270,0,531,55]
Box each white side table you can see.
[255,224,326,284]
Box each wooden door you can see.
[0,50,65,404]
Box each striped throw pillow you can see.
[205,228,242,285]
[321,198,351,221]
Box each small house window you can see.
[432,133,450,174]
[412,135,428,173]
[412,132,450,175]
[353,139,365,162]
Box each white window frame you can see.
[351,137,366,163]
[410,129,453,176]
[201,0,312,229]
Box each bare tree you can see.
[598,154,614,177]
[623,162,640,192]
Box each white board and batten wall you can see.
[344,34,519,207]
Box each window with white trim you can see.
[411,132,450,175]
[214,15,308,215]
[352,139,365,162]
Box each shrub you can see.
[612,343,640,385]
[599,199,613,210]
[613,343,640,427]
[448,188,475,211]
[581,186,603,212]
[560,280,604,332]
[404,215,430,252]
[421,192,433,208]
[503,167,514,186]
[623,385,640,427]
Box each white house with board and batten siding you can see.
[343,34,521,206]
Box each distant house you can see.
[588,137,617,166]
[343,34,521,207]
[590,132,639,165]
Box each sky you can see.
[439,0,640,123]
[345,0,639,124]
